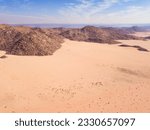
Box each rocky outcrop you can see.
[145,36,150,40]
[0,25,64,56]
[119,44,149,52]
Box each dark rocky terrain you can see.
[0,24,143,56]
[145,36,150,40]
[119,44,149,52]
[60,26,141,44]
[0,24,64,56]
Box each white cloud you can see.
[59,0,119,18]
[0,0,150,24]
[105,6,150,24]
[59,0,150,24]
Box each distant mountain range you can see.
[12,23,150,29]
[0,24,148,56]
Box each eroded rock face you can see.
[0,25,64,56]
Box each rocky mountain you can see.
[60,26,141,44]
[0,24,143,56]
[0,25,64,56]
[121,26,148,33]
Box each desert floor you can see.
[0,32,150,113]
[132,31,150,37]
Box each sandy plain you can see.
[0,32,150,112]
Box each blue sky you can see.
[0,0,150,24]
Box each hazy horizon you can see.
[10,23,150,29]
[0,0,150,24]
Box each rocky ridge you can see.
[0,24,143,56]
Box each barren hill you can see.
[60,26,140,44]
[0,24,142,56]
[0,25,64,56]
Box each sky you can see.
[0,0,150,24]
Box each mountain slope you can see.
[0,25,64,56]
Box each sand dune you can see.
[0,37,150,112]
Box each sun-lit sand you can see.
[132,31,150,37]
[0,33,150,112]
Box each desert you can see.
[0,25,150,112]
